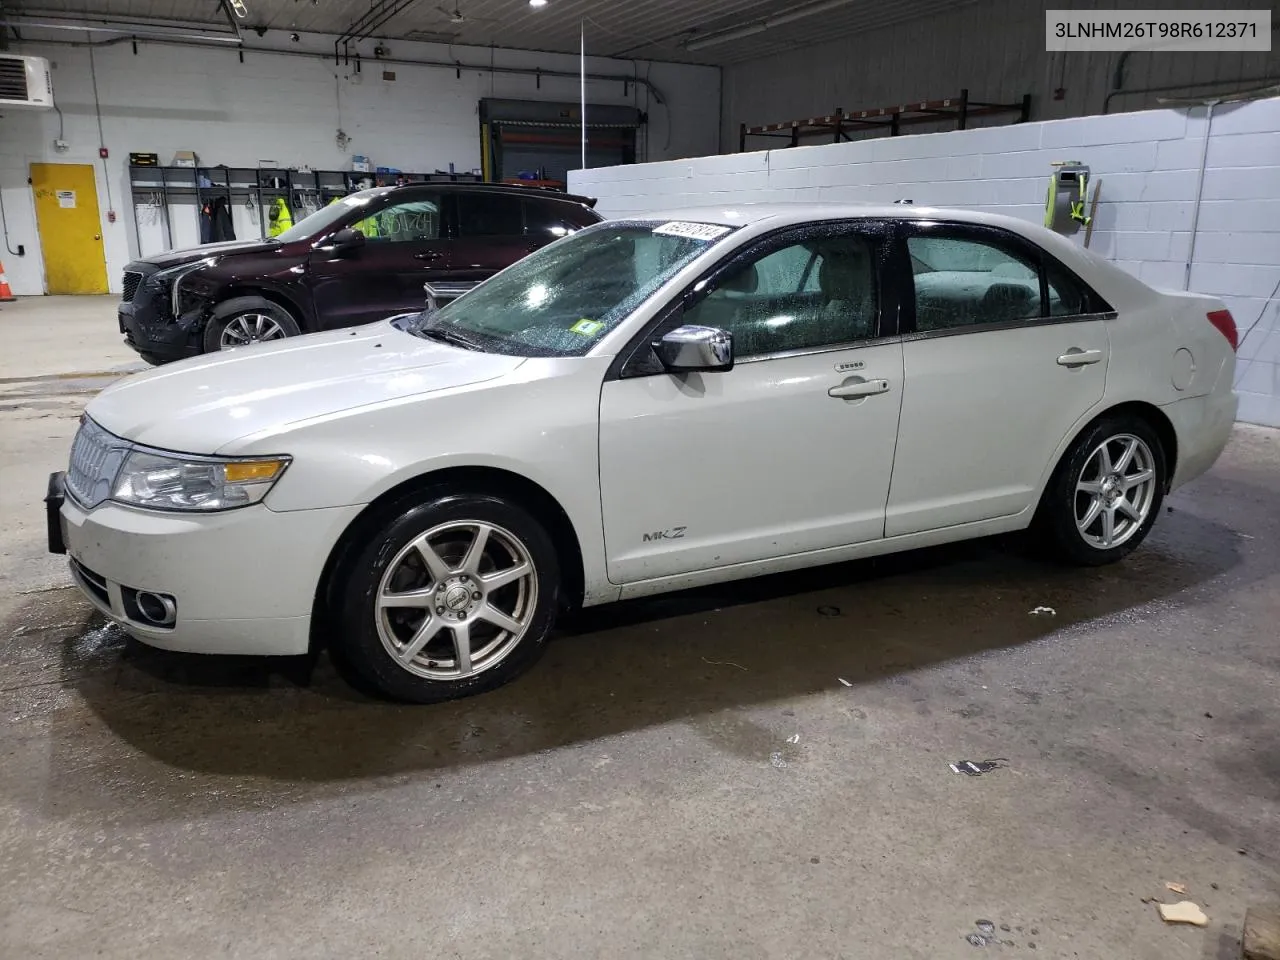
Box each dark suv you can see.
[119,183,602,364]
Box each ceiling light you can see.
[529,0,548,6]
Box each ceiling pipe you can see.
[686,0,856,51]
[1103,74,1279,113]
[217,0,243,42]
[9,30,668,105]
[1154,82,1280,292]
[7,9,241,34]
[1,18,241,43]
[334,0,420,62]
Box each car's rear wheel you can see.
[203,297,301,353]
[1036,416,1166,566]
[332,491,560,703]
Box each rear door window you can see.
[907,234,1041,331]
[456,192,524,238]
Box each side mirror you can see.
[320,227,365,255]
[653,324,734,373]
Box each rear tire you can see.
[332,490,560,703]
[1034,416,1166,566]
[202,296,301,353]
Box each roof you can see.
[388,181,597,208]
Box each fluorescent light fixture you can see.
[529,0,548,6]
[686,0,853,50]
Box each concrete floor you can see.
[1,296,1278,959]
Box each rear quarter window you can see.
[525,198,598,238]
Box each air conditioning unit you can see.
[0,55,54,110]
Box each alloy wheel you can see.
[220,313,288,348]
[375,520,538,680]
[1074,433,1157,550]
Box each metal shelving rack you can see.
[128,165,483,252]
[739,89,1032,151]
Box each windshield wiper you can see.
[418,325,484,352]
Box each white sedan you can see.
[47,204,1239,702]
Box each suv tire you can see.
[203,296,301,353]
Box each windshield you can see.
[409,220,735,357]
[274,188,394,243]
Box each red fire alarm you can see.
[99,147,109,158]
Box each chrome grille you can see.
[66,418,128,508]
[122,271,143,302]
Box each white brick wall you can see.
[0,33,719,298]
[570,99,1280,428]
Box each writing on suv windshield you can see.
[410,220,735,357]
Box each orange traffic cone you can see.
[0,261,15,302]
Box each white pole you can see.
[1184,99,1217,291]
[580,20,587,171]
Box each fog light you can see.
[123,587,177,628]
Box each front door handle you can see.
[1057,348,1104,367]
[414,251,444,261]
[829,378,890,399]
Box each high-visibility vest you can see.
[329,195,383,237]
[268,197,293,237]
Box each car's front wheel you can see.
[333,491,560,703]
[1036,415,1167,566]
[203,296,301,353]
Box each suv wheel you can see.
[203,296,301,353]
[332,490,560,703]
[1035,416,1166,566]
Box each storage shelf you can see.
[127,164,483,251]
[739,89,1031,151]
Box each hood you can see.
[131,238,281,270]
[86,321,526,453]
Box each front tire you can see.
[202,296,301,353]
[1035,416,1167,566]
[333,491,560,703]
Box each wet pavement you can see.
[1,423,1277,958]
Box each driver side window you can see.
[683,232,878,359]
[353,197,442,243]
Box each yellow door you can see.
[30,163,109,295]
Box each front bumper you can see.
[119,286,202,365]
[50,475,363,656]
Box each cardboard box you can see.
[173,150,198,168]
[352,161,371,173]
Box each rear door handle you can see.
[414,251,444,261]
[1057,348,1104,367]
[829,378,890,399]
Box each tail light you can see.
[1206,309,1238,352]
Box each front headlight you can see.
[149,258,216,315]
[111,450,290,511]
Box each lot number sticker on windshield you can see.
[652,221,732,241]
[570,318,606,336]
